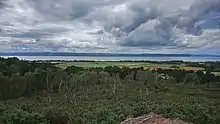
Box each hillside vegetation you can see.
[0,58,220,124]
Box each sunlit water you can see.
[1,56,220,62]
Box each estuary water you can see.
[1,56,220,62]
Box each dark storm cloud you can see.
[116,0,220,49]
[122,5,160,34]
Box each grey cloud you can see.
[111,0,220,48]
[0,2,4,9]
[25,0,126,21]
[0,0,7,8]
[123,7,160,34]
[175,0,220,35]
[86,0,210,49]
[0,0,220,53]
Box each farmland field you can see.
[56,61,204,71]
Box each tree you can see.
[65,66,85,74]
[0,72,10,99]
[183,73,200,85]
[104,66,121,76]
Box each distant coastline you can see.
[0,52,220,57]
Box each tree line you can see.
[0,57,220,100]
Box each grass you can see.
[56,61,204,71]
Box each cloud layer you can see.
[0,0,220,53]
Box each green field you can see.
[56,61,204,71]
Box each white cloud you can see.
[0,0,220,53]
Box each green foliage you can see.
[0,107,47,124]
[0,58,220,124]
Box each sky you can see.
[0,0,220,54]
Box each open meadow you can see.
[56,61,204,71]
